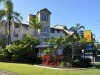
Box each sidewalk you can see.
[0,70,20,75]
[34,65,88,70]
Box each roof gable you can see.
[37,8,51,14]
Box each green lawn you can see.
[0,62,100,75]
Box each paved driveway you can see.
[0,70,20,75]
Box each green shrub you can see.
[0,54,5,61]
[35,57,42,64]
[12,55,19,62]
[60,61,72,68]
[60,61,66,67]
[72,59,81,67]
[12,55,25,62]
[66,62,72,68]
[72,58,93,68]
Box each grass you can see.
[0,62,100,75]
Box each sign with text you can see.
[85,44,93,50]
[83,30,92,42]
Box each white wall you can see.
[50,30,65,38]
[0,9,51,44]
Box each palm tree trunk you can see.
[34,29,38,38]
[7,13,11,45]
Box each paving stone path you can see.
[0,70,20,75]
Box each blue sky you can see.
[1,0,100,42]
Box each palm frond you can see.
[37,23,43,30]
[13,12,23,20]
[92,33,96,38]
[29,17,37,29]
[69,26,76,32]
[4,0,13,13]
[0,0,3,4]
[0,9,6,20]
[12,16,22,31]
[30,17,36,25]
[76,23,80,29]
[79,26,85,30]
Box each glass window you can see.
[44,14,46,21]
[42,26,49,32]
[15,24,19,28]
[57,30,60,33]
[14,33,18,37]
[46,26,49,32]
[41,33,48,37]
[46,14,48,22]
[41,13,48,22]
[41,37,44,43]
[44,26,46,32]
[50,29,54,33]
[41,13,44,21]
[23,26,28,30]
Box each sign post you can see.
[83,30,94,62]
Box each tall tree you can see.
[0,0,22,45]
[69,23,85,59]
[29,16,42,38]
[69,23,85,38]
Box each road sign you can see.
[85,44,93,50]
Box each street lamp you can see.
[82,49,84,58]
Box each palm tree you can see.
[69,23,85,38]
[69,23,85,59]
[0,0,22,45]
[29,16,42,38]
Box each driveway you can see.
[0,70,20,75]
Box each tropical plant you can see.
[46,35,72,49]
[69,23,85,59]
[69,23,85,38]
[6,35,39,62]
[2,35,39,62]
[0,0,22,45]
[0,35,7,48]
[29,15,43,38]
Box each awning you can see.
[35,44,53,48]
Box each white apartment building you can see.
[0,8,73,45]
[50,24,73,38]
[0,8,74,56]
[27,8,51,44]
[0,8,51,44]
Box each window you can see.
[15,24,19,28]
[14,33,18,37]
[41,13,48,22]
[41,37,44,44]
[41,13,44,21]
[50,29,54,33]
[44,14,46,21]
[57,30,59,33]
[46,14,48,22]
[46,26,49,32]
[42,26,49,32]
[41,33,49,37]
[44,26,46,32]
[23,26,28,30]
